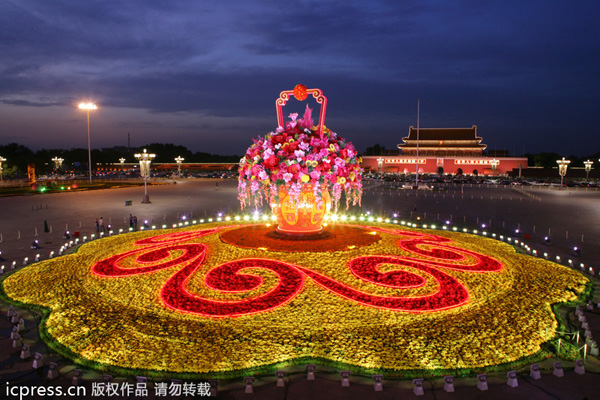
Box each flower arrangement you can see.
[238,105,363,211]
[1,222,590,376]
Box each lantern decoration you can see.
[293,84,308,101]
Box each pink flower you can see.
[310,137,323,148]
[299,104,314,129]
[299,141,310,151]
[262,148,274,159]
[283,173,293,183]
[288,164,301,175]
[288,183,302,197]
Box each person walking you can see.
[99,217,105,232]
[133,216,138,231]
[129,214,134,230]
[95,218,99,233]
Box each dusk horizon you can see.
[1,1,599,156]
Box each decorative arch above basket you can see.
[276,84,327,136]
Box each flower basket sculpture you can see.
[238,85,363,234]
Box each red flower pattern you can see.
[92,226,503,317]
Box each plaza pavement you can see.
[0,179,599,399]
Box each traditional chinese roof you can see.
[398,125,487,153]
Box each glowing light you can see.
[78,102,98,110]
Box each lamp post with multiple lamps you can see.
[377,157,384,174]
[584,160,593,181]
[135,149,155,203]
[51,157,64,175]
[119,158,126,172]
[78,102,98,185]
[0,156,6,182]
[490,159,499,175]
[175,156,184,178]
[556,157,570,189]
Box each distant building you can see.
[361,125,527,176]
[398,126,486,157]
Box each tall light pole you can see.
[584,160,593,181]
[377,157,384,174]
[78,102,98,185]
[135,149,155,203]
[51,157,64,174]
[490,159,499,175]
[0,156,5,182]
[119,157,126,172]
[415,98,420,189]
[556,157,570,189]
[175,156,184,178]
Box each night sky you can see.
[1,0,598,157]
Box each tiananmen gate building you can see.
[361,125,527,176]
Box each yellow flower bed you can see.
[2,222,589,375]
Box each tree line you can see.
[0,143,241,178]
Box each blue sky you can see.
[0,0,598,156]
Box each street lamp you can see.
[134,149,156,203]
[175,156,184,178]
[556,157,570,189]
[377,157,384,174]
[583,160,593,181]
[490,159,499,175]
[78,102,98,185]
[51,157,64,174]
[119,157,126,172]
[0,156,6,182]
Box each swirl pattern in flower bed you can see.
[91,226,500,316]
[2,223,589,375]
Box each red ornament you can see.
[293,84,308,101]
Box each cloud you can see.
[0,0,599,156]
[1,99,64,107]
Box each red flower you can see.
[272,135,285,145]
[264,156,279,170]
[288,164,301,175]
[288,141,299,152]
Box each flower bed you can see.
[219,224,380,252]
[1,222,590,377]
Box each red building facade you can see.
[361,126,527,176]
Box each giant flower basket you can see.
[238,85,363,234]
